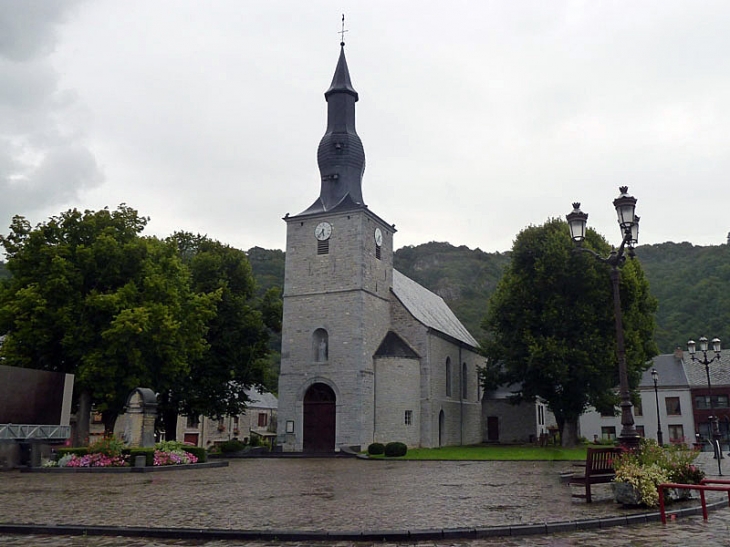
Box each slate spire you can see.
[300,43,366,215]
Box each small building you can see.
[684,348,730,448]
[579,349,695,446]
[176,387,278,448]
[481,383,557,444]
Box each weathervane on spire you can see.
[339,13,348,46]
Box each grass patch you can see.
[385,444,588,461]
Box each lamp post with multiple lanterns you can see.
[688,336,723,472]
[566,186,641,450]
[651,368,663,446]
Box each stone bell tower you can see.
[276,41,395,452]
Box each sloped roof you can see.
[639,353,689,389]
[682,349,730,388]
[392,269,478,348]
[374,331,420,359]
[244,387,278,410]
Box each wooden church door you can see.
[303,383,336,452]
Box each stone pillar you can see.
[124,388,158,448]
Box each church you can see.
[276,42,485,452]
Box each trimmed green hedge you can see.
[384,441,408,457]
[218,440,246,454]
[367,442,385,455]
[184,445,207,462]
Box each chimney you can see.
[674,346,684,360]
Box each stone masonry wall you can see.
[374,356,421,447]
[389,296,484,448]
[278,209,394,451]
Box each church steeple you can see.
[300,43,366,215]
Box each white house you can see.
[579,349,696,446]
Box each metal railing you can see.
[0,423,71,441]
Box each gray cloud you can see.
[0,0,103,233]
[0,1,79,62]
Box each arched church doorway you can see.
[438,410,445,447]
[303,383,336,452]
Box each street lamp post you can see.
[566,186,641,450]
[651,368,663,446]
[688,336,723,473]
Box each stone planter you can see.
[668,487,693,502]
[613,481,642,506]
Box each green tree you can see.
[0,206,217,438]
[481,219,657,447]
[165,233,279,439]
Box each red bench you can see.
[570,447,623,503]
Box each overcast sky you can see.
[2,1,729,254]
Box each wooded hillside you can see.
[246,240,730,354]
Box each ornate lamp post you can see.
[688,336,723,471]
[651,368,663,446]
[566,186,641,450]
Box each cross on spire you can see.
[339,13,348,46]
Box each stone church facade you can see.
[276,43,484,452]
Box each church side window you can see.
[404,410,412,425]
[313,328,329,362]
[317,239,329,255]
[445,357,452,397]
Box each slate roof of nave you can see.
[391,269,479,349]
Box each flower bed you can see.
[152,440,201,465]
[48,436,201,468]
[613,439,704,507]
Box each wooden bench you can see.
[569,447,623,503]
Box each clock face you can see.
[315,222,332,241]
[374,228,383,246]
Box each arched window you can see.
[462,362,468,399]
[445,357,452,397]
[313,329,329,362]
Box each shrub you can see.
[55,447,89,460]
[89,435,125,457]
[184,445,207,462]
[155,440,186,453]
[384,441,408,457]
[613,439,703,507]
[219,439,246,454]
[368,442,385,455]
[154,448,198,466]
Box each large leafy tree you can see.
[0,206,217,439]
[481,218,657,447]
[164,233,280,439]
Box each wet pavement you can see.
[1,454,729,546]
